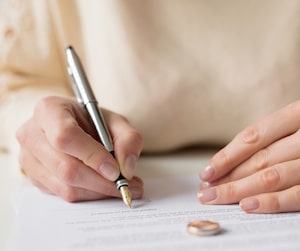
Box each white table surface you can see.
[0,148,214,251]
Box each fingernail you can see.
[200,181,211,189]
[124,154,137,179]
[200,165,215,181]
[240,198,260,212]
[197,188,217,203]
[99,162,119,181]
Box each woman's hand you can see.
[199,101,300,213]
[16,96,144,202]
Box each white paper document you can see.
[8,176,300,251]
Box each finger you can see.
[18,123,144,201]
[48,176,143,202]
[18,117,120,196]
[48,178,117,202]
[18,147,55,194]
[34,97,119,181]
[106,111,143,180]
[20,144,143,202]
[23,151,143,202]
[207,129,300,186]
[200,101,300,182]
[198,159,300,205]
[240,185,300,213]
[48,155,144,200]
[24,122,124,196]
[18,145,103,201]
[30,179,54,194]
[127,176,144,199]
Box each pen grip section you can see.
[115,175,129,189]
[110,151,129,188]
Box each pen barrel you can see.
[66,46,131,208]
[85,102,114,152]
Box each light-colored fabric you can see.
[1,0,300,157]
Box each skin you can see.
[16,96,144,202]
[17,96,300,213]
[199,100,300,213]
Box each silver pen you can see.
[65,46,132,208]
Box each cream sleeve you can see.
[0,0,73,163]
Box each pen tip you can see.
[120,186,132,209]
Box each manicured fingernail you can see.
[124,154,137,178]
[200,182,211,189]
[99,162,119,181]
[197,188,217,203]
[240,198,260,212]
[200,165,215,181]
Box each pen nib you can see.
[120,186,132,208]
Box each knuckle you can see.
[216,149,231,167]
[36,96,57,108]
[128,130,144,150]
[34,98,47,115]
[239,125,260,144]
[56,160,79,184]
[16,121,31,145]
[118,114,143,147]
[83,150,99,166]
[217,174,231,184]
[58,187,78,202]
[225,182,238,201]
[34,96,56,115]
[268,194,281,212]
[261,167,281,190]
[253,148,269,171]
[52,120,78,150]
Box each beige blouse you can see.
[1,0,300,160]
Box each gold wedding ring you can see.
[187,220,221,236]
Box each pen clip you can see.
[65,46,97,106]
